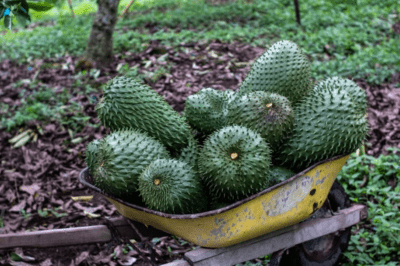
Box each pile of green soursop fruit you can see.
[85,40,369,214]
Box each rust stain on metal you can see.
[208,206,257,242]
[315,170,326,186]
[196,236,208,246]
[242,207,256,221]
[262,175,313,217]
[209,217,228,239]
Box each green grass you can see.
[1,0,399,84]
[0,76,97,133]
[336,147,400,265]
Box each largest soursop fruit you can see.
[93,129,170,204]
[96,77,191,151]
[137,159,208,214]
[198,125,272,202]
[277,87,369,170]
[225,91,294,152]
[239,40,312,106]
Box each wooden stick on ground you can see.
[0,217,131,249]
[0,225,112,249]
[125,218,158,266]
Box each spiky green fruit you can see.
[268,166,296,187]
[225,91,294,151]
[198,125,272,202]
[137,159,208,214]
[184,88,237,134]
[95,76,191,151]
[239,40,312,106]
[313,77,367,115]
[93,129,170,204]
[209,200,231,210]
[173,131,199,172]
[86,139,101,175]
[277,87,369,170]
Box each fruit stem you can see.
[231,152,238,160]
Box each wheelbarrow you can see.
[79,153,368,266]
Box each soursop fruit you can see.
[268,166,296,187]
[209,200,231,211]
[86,139,101,175]
[313,77,367,115]
[95,76,191,152]
[198,125,272,202]
[173,130,199,172]
[93,129,170,205]
[225,91,294,152]
[137,159,208,214]
[184,88,237,134]
[277,86,369,171]
[239,40,312,106]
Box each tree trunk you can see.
[84,0,120,69]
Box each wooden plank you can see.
[160,259,191,266]
[0,217,171,249]
[0,225,112,249]
[184,204,367,266]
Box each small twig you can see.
[101,217,123,245]
[119,0,135,19]
[67,0,75,18]
[14,181,20,203]
[125,218,147,242]
[360,175,368,188]
[125,218,157,266]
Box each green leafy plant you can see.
[38,207,68,218]
[20,209,32,220]
[336,147,400,265]
[0,0,63,30]
[0,209,4,228]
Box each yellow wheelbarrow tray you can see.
[79,153,351,248]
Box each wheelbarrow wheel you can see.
[278,180,352,266]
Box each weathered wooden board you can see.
[0,217,133,249]
[0,225,112,249]
[0,216,172,249]
[161,259,190,266]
